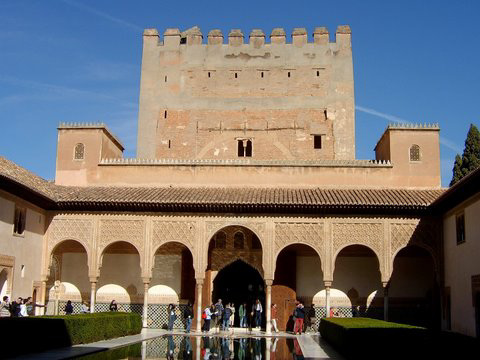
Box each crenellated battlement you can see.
[387,122,440,130]
[143,25,351,48]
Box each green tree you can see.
[450,124,480,186]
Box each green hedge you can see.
[0,312,142,358]
[319,318,428,359]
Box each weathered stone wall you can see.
[137,26,354,161]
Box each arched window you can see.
[74,143,85,160]
[234,232,245,249]
[409,144,420,162]
[215,231,226,249]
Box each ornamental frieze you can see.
[151,220,196,250]
[274,222,324,256]
[48,218,93,253]
[332,222,383,256]
[98,219,145,253]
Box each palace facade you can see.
[1,25,477,336]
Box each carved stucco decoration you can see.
[274,222,324,260]
[98,219,145,256]
[48,218,93,255]
[332,222,383,259]
[151,220,196,254]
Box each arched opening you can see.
[97,241,142,313]
[205,225,263,326]
[213,259,265,326]
[47,240,89,314]
[273,244,323,331]
[149,242,195,329]
[0,268,8,299]
[333,245,382,318]
[389,245,439,328]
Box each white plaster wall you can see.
[296,255,324,298]
[333,257,382,298]
[0,195,44,299]
[60,253,90,296]
[444,197,480,337]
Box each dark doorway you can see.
[212,260,265,327]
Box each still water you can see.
[76,335,308,360]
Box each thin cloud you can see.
[60,0,142,32]
[356,105,462,153]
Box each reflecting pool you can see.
[76,335,310,360]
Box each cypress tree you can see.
[450,124,480,186]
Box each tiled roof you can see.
[0,156,445,213]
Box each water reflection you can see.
[77,335,308,360]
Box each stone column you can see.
[195,279,204,332]
[324,281,332,317]
[89,278,98,313]
[383,282,389,321]
[265,280,273,334]
[143,280,150,328]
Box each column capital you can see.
[142,277,151,285]
[264,279,273,286]
[89,277,98,283]
[195,278,204,286]
[324,281,332,288]
[382,281,390,289]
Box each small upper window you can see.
[237,139,253,157]
[234,232,245,249]
[13,206,26,235]
[314,135,322,149]
[214,231,227,249]
[74,143,85,160]
[410,144,420,162]
[456,213,466,245]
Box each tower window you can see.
[314,135,322,149]
[208,72,211,78]
[235,72,238,79]
[164,75,168,82]
[456,212,466,245]
[287,71,291,78]
[13,206,26,235]
[409,144,420,161]
[74,143,85,160]
[164,110,167,119]
[237,139,253,157]
[317,70,320,76]
[261,72,264,78]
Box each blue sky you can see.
[0,0,478,186]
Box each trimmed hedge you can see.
[0,312,142,358]
[319,318,428,359]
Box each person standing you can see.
[271,303,279,333]
[293,302,305,335]
[109,300,118,311]
[239,303,247,328]
[202,304,213,332]
[229,303,235,328]
[167,304,176,331]
[65,300,74,315]
[184,302,194,333]
[254,299,263,328]
[214,299,224,330]
[223,303,232,331]
[0,296,11,317]
[11,297,22,317]
[20,298,29,317]
[80,301,89,313]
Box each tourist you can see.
[254,299,263,328]
[20,298,28,317]
[167,303,177,331]
[239,302,247,328]
[80,301,89,313]
[229,303,235,328]
[214,299,224,329]
[222,303,232,331]
[0,296,10,317]
[293,302,305,335]
[65,300,74,315]
[184,302,194,333]
[202,304,213,332]
[271,303,279,333]
[25,296,45,316]
[10,297,22,317]
[109,300,118,311]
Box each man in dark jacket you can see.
[10,297,22,317]
[293,302,305,335]
[183,302,194,333]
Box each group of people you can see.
[202,299,264,332]
[0,295,44,317]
